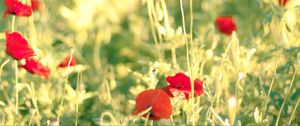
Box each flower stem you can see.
[75,72,81,126]
[57,50,74,122]
[171,48,177,67]
[275,65,298,126]
[263,48,279,114]
[0,59,10,82]
[11,16,16,32]
[179,0,195,125]
[15,60,19,115]
[288,97,300,125]
[147,0,162,59]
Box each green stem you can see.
[0,59,10,82]
[147,0,162,60]
[11,16,15,32]
[263,48,279,114]
[75,72,81,126]
[288,97,300,125]
[57,50,74,122]
[171,48,177,67]
[11,13,17,118]
[275,65,298,126]
[15,60,18,115]
[179,0,195,125]
[189,0,194,49]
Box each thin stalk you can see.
[288,97,300,125]
[0,59,10,82]
[11,16,16,32]
[57,50,74,122]
[204,106,212,125]
[171,48,177,67]
[28,13,38,48]
[189,0,195,97]
[210,107,225,125]
[275,65,298,126]
[179,0,191,85]
[150,0,163,46]
[93,35,101,76]
[189,0,196,124]
[147,0,162,59]
[263,49,279,114]
[27,0,37,48]
[179,0,195,125]
[11,15,18,116]
[99,112,118,125]
[189,0,194,48]
[199,60,206,77]
[144,113,150,126]
[131,107,152,124]
[75,72,81,126]
[160,0,170,33]
[15,61,18,115]
[215,34,235,115]
[27,83,41,126]
[29,117,32,126]
[1,111,5,125]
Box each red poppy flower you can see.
[163,72,204,99]
[57,55,77,68]
[19,58,50,80]
[278,0,288,6]
[3,0,33,18]
[31,0,45,11]
[215,16,236,35]
[5,31,35,60]
[133,89,172,120]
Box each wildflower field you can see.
[0,0,299,125]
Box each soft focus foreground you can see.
[0,0,299,125]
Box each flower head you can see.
[31,0,45,11]
[278,0,288,6]
[163,72,204,99]
[133,89,172,120]
[57,55,77,68]
[20,58,50,80]
[5,31,35,60]
[215,16,236,35]
[3,0,33,18]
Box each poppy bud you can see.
[215,16,237,35]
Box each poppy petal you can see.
[162,86,174,98]
[278,0,288,6]
[164,72,204,99]
[57,55,77,68]
[134,89,172,120]
[5,31,35,60]
[215,16,236,35]
[20,58,50,79]
[3,0,32,18]
[31,0,45,11]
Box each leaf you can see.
[0,101,6,106]
[254,107,262,123]
[263,13,273,25]
[61,65,89,76]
